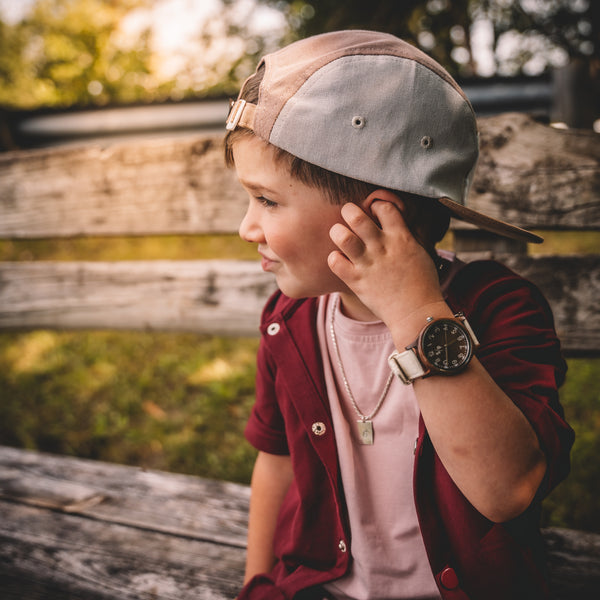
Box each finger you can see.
[370,200,410,235]
[327,249,355,283]
[371,200,431,252]
[340,202,383,244]
[329,222,366,260]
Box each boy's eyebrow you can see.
[238,178,278,195]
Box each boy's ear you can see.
[360,189,405,221]
[361,189,430,251]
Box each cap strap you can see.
[225,99,256,131]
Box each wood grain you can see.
[0,259,276,337]
[1,446,599,600]
[470,113,600,230]
[0,446,247,599]
[0,136,246,238]
[1,114,598,239]
[1,255,597,353]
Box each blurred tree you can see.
[255,0,474,77]
[0,0,158,109]
[182,0,288,99]
[256,0,597,76]
[255,0,599,126]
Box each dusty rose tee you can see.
[318,293,441,600]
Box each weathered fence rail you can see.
[1,112,599,351]
[0,446,248,600]
[0,112,599,598]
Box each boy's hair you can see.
[224,64,452,251]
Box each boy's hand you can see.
[328,200,447,333]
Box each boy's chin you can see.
[277,286,316,300]
[277,283,340,300]
[275,274,348,300]
[276,279,321,300]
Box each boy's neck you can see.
[337,292,381,322]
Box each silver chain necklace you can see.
[329,294,394,445]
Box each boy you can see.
[224,30,574,600]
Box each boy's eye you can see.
[257,196,278,208]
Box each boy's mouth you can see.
[259,250,278,271]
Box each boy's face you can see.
[233,135,349,299]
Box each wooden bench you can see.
[1,112,599,598]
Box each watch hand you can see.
[444,328,449,364]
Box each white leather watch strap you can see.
[388,349,427,385]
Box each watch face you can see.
[420,318,473,373]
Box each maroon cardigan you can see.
[239,260,574,600]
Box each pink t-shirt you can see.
[318,293,441,600]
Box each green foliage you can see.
[260,0,473,77]
[541,358,600,533]
[0,0,287,110]
[259,0,599,77]
[0,0,163,109]
[2,0,598,111]
[0,330,259,483]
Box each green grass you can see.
[0,330,259,484]
[2,230,597,263]
[540,357,600,533]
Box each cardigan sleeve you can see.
[447,260,574,498]
[244,334,290,455]
[244,291,290,456]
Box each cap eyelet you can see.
[420,135,433,149]
[351,116,366,129]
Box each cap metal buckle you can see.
[226,99,246,131]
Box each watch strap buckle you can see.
[388,349,427,385]
[455,311,480,349]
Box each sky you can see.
[0,0,37,24]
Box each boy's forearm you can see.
[244,451,294,584]
[413,357,547,523]
[384,299,547,522]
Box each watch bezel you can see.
[416,317,474,375]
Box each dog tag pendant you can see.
[357,420,374,445]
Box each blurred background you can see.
[1,0,598,148]
[0,0,598,533]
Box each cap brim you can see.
[438,197,543,244]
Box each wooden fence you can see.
[0,112,599,598]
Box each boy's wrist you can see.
[388,300,453,352]
[388,309,479,384]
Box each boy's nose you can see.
[238,206,263,243]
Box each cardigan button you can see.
[267,323,280,335]
[312,422,326,436]
[338,539,347,553]
[440,566,459,590]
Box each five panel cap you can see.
[226,30,543,244]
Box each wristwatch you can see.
[388,312,479,385]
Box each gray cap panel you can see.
[269,55,478,204]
